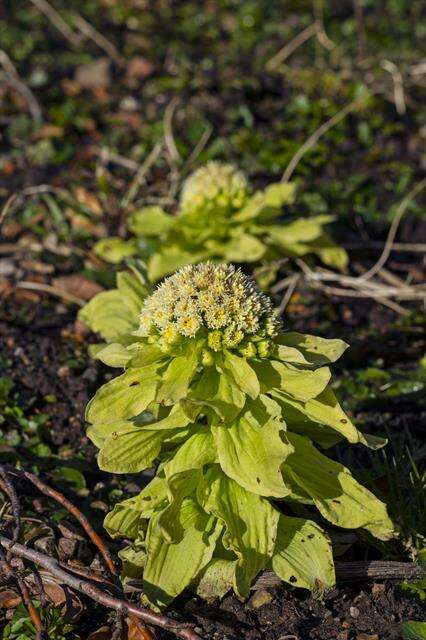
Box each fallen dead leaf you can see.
[127,616,156,640]
[74,186,103,216]
[52,274,104,301]
[0,589,21,609]
[75,58,111,90]
[127,56,155,80]
[32,124,64,140]
[87,626,112,640]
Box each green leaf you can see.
[159,430,217,543]
[273,362,331,401]
[200,467,279,599]
[94,343,133,367]
[116,270,149,316]
[222,233,266,262]
[194,558,235,600]
[98,426,170,473]
[273,387,372,446]
[267,217,329,246]
[140,404,193,431]
[125,342,166,367]
[222,351,259,399]
[148,243,212,281]
[143,499,222,610]
[282,433,395,540]
[78,289,138,341]
[104,476,168,539]
[94,237,137,263]
[233,183,296,222]
[156,349,199,405]
[212,406,292,498]
[401,621,426,640]
[119,544,147,579]
[129,206,175,236]
[277,332,349,366]
[316,242,348,270]
[251,359,331,400]
[272,515,335,592]
[262,182,296,208]
[190,368,246,421]
[85,364,161,424]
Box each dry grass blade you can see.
[281,97,366,182]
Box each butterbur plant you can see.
[94,161,348,282]
[86,263,393,610]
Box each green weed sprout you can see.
[86,263,393,610]
[94,161,348,282]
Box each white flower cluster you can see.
[139,263,279,354]
[180,162,249,217]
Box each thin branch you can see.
[281,97,366,182]
[184,125,213,169]
[8,467,117,577]
[28,0,82,48]
[342,241,426,253]
[255,561,425,590]
[359,179,425,281]
[0,535,201,640]
[0,468,21,555]
[0,547,47,639]
[279,274,300,313]
[381,60,406,115]
[72,14,125,66]
[15,281,86,307]
[121,140,164,208]
[1,73,43,124]
[0,194,17,227]
[265,23,318,71]
[163,97,181,164]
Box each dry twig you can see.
[28,0,82,48]
[281,97,366,182]
[0,536,201,640]
[15,281,86,306]
[8,467,118,577]
[72,14,124,66]
[0,547,47,640]
[122,141,164,208]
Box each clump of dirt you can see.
[157,582,424,639]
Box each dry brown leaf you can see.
[127,616,156,640]
[87,626,112,640]
[127,56,155,80]
[74,187,103,216]
[52,275,104,301]
[0,589,21,609]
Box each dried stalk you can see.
[281,97,366,182]
[0,547,47,639]
[0,536,201,640]
[7,466,117,577]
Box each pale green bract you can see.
[92,161,348,281]
[85,263,393,610]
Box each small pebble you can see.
[248,589,273,609]
[350,606,360,618]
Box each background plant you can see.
[94,162,348,282]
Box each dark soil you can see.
[168,581,424,640]
[0,294,424,640]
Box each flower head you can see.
[139,263,280,356]
[180,162,250,217]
